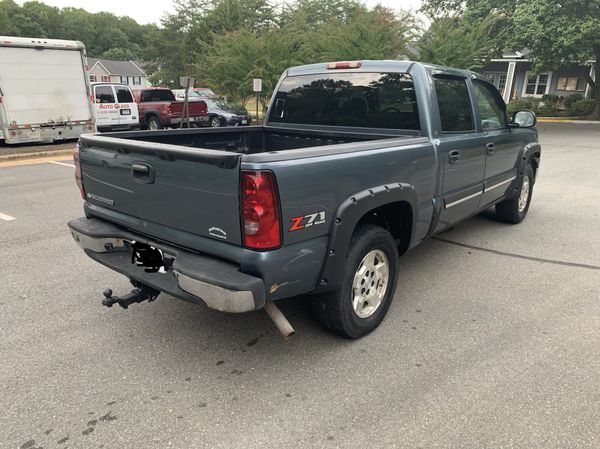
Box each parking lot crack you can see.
[433,237,600,271]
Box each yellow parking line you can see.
[0,212,16,221]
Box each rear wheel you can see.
[147,116,162,131]
[210,116,223,128]
[312,225,399,338]
[495,164,534,224]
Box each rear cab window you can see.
[141,90,175,102]
[268,72,420,131]
[433,75,475,133]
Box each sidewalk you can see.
[0,141,75,161]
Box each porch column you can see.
[503,61,516,103]
[584,64,595,99]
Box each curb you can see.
[0,149,73,162]
[538,118,600,124]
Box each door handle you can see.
[486,143,496,155]
[449,149,461,164]
[131,162,154,183]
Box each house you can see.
[87,57,148,88]
[478,51,596,103]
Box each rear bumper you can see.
[68,217,265,313]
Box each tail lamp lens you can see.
[73,143,85,199]
[241,170,281,249]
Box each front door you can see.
[433,75,486,232]
[471,79,522,206]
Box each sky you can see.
[15,0,423,25]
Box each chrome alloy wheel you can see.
[518,175,530,213]
[351,249,389,318]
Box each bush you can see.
[507,98,533,114]
[564,93,584,109]
[567,99,596,116]
[537,104,559,116]
[541,93,559,105]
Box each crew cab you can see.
[132,87,208,130]
[68,60,541,338]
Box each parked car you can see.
[204,99,251,127]
[172,90,251,127]
[0,36,94,145]
[68,60,540,339]
[171,89,207,102]
[90,83,139,132]
[132,87,208,130]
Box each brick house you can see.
[478,51,596,103]
[87,57,148,88]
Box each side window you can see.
[433,75,474,132]
[94,85,115,104]
[115,86,134,103]
[473,80,507,130]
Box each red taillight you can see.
[241,170,281,249]
[73,143,85,199]
[327,61,362,69]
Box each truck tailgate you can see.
[78,135,242,245]
[169,101,207,117]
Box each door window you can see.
[434,76,474,132]
[94,85,115,103]
[115,86,134,103]
[473,80,507,130]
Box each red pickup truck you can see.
[132,88,208,130]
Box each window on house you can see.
[89,75,96,83]
[557,77,586,92]
[524,72,550,96]
[434,75,474,132]
[101,75,110,83]
[473,80,507,131]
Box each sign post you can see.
[179,76,195,128]
[253,78,262,124]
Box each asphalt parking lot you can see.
[1,123,599,449]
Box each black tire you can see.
[210,116,223,128]
[312,225,399,338]
[495,164,534,224]
[146,116,163,131]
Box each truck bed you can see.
[95,126,404,154]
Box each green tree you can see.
[415,14,505,69]
[302,6,416,62]
[512,0,600,118]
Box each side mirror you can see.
[511,110,537,128]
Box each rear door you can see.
[113,85,138,127]
[433,74,486,231]
[471,79,521,206]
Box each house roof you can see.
[88,58,146,76]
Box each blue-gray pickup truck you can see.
[68,60,540,338]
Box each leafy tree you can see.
[512,0,600,118]
[422,0,600,118]
[303,6,416,62]
[415,14,505,69]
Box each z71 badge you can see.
[289,211,326,232]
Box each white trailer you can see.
[0,36,94,145]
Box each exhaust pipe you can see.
[264,300,295,338]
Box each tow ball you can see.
[102,284,160,309]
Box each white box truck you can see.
[0,36,94,145]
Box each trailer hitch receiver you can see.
[102,284,160,309]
